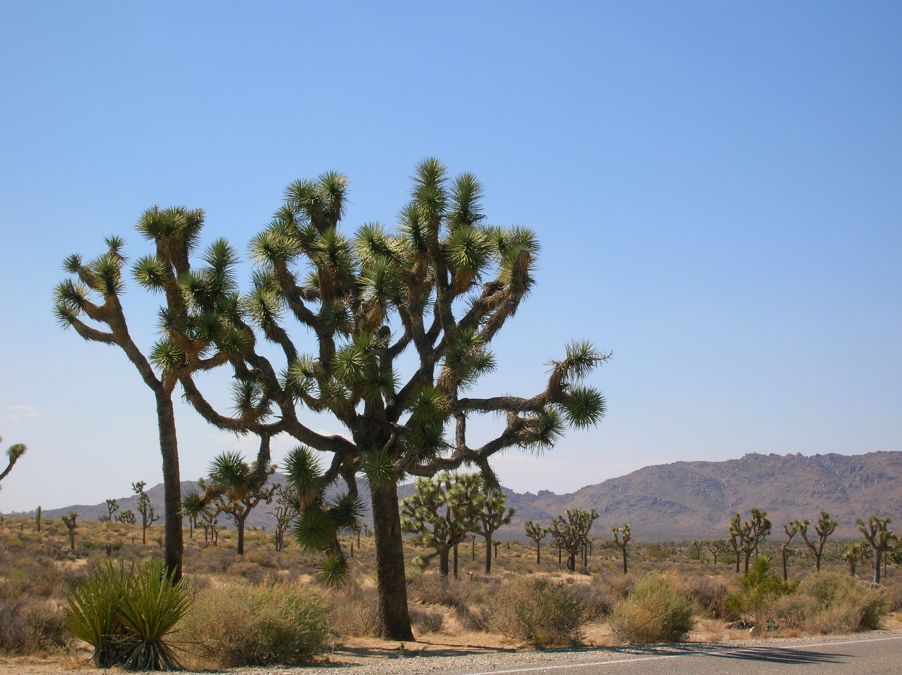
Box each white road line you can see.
[462,634,902,675]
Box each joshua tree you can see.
[116,509,136,525]
[35,506,42,533]
[612,524,631,574]
[132,481,160,545]
[270,485,298,552]
[798,512,837,572]
[181,489,203,540]
[201,449,276,555]
[150,161,607,638]
[842,541,870,577]
[549,508,598,572]
[730,509,772,574]
[706,539,729,565]
[472,482,514,574]
[53,213,237,581]
[780,520,804,582]
[0,437,26,488]
[61,512,77,551]
[524,520,548,564]
[401,472,479,577]
[105,499,120,523]
[689,540,704,561]
[857,515,897,584]
[200,506,221,545]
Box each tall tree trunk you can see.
[782,549,789,582]
[849,559,856,576]
[370,482,414,641]
[815,553,821,572]
[874,550,882,584]
[471,535,476,560]
[536,542,541,565]
[156,394,183,582]
[439,548,450,577]
[734,549,740,573]
[743,551,751,574]
[567,552,576,572]
[621,547,628,574]
[484,534,492,574]
[236,516,245,556]
[453,543,458,579]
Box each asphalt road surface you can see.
[454,634,902,675]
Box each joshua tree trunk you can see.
[157,394,183,582]
[371,482,414,640]
[743,550,752,574]
[453,543,459,579]
[874,550,882,584]
[849,558,857,576]
[567,552,576,572]
[535,541,541,564]
[621,547,628,574]
[558,545,562,565]
[782,548,789,582]
[439,548,450,577]
[484,534,493,574]
[236,515,246,556]
[471,535,476,560]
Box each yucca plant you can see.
[67,559,191,670]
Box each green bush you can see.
[66,559,191,670]
[609,573,694,644]
[725,556,795,624]
[181,583,329,666]
[491,577,586,647]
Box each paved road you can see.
[455,634,902,675]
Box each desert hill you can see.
[10,451,900,541]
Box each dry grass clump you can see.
[410,607,445,634]
[770,572,884,633]
[609,573,694,644]
[683,574,729,618]
[491,577,586,647]
[0,597,68,653]
[408,574,464,609]
[180,582,329,667]
[327,585,381,637]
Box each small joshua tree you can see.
[857,515,897,584]
[61,512,78,551]
[549,508,598,572]
[201,448,277,555]
[728,514,743,573]
[200,505,221,545]
[842,541,870,577]
[401,472,478,577]
[472,481,514,574]
[35,506,42,533]
[706,539,729,565]
[612,524,631,574]
[116,509,136,525]
[105,499,120,523]
[181,489,203,540]
[270,485,298,552]
[689,540,704,561]
[133,481,160,545]
[798,512,837,572]
[780,520,804,582]
[524,520,548,564]
[0,437,26,488]
[730,509,771,574]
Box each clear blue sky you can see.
[1,2,900,512]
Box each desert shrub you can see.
[725,556,795,625]
[568,582,614,620]
[684,575,729,618]
[410,607,445,633]
[182,582,329,667]
[491,577,586,647]
[609,573,694,644]
[778,572,885,633]
[457,603,493,631]
[408,574,463,609]
[66,559,191,670]
[327,586,381,637]
[0,597,68,653]
[595,573,634,600]
[227,561,271,584]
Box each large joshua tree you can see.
[0,437,26,488]
[156,160,607,639]
[730,509,772,574]
[798,512,837,572]
[549,508,599,572]
[53,210,234,582]
[200,445,276,555]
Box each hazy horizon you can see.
[2,2,900,512]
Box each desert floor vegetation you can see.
[0,516,900,671]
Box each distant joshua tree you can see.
[35,505,42,533]
[201,450,276,555]
[781,520,804,582]
[270,485,298,552]
[181,489,203,540]
[61,512,78,551]
[132,481,160,544]
[105,498,120,523]
[0,437,26,488]
[706,539,729,565]
[857,515,897,584]
[729,509,772,574]
[116,509,136,525]
[472,481,514,574]
[200,506,221,546]
[524,520,548,564]
[612,524,631,574]
[842,541,871,577]
[798,512,837,572]
[549,508,598,572]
